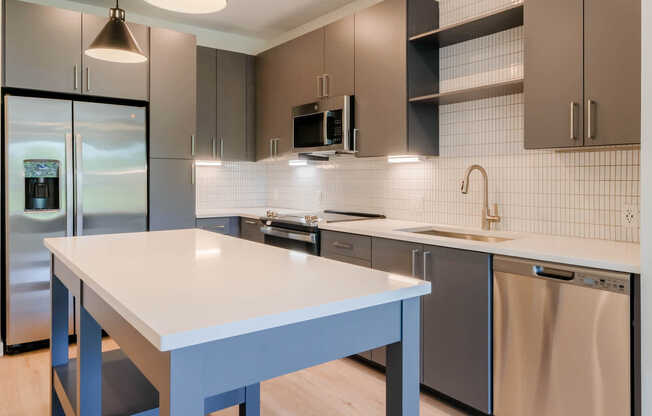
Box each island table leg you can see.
[51,274,69,416]
[76,297,103,416]
[239,383,261,416]
[386,297,421,416]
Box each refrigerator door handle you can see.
[65,133,74,237]
[75,134,84,236]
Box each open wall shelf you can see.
[409,78,524,105]
[409,3,524,47]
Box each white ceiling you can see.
[71,0,361,39]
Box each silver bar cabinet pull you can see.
[587,99,595,139]
[569,102,577,140]
[411,249,420,277]
[191,135,196,156]
[423,251,431,281]
[317,75,323,98]
[74,134,84,236]
[191,162,195,185]
[86,67,90,92]
[212,138,216,159]
[270,139,274,158]
[220,139,224,160]
[322,74,329,97]
[74,65,78,90]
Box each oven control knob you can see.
[304,215,318,224]
[266,210,277,218]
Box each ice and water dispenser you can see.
[24,160,60,211]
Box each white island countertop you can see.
[319,219,641,274]
[44,229,430,351]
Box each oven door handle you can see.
[260,226,317,244]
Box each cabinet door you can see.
[524,0,583,149]
[240,218,264,243]
[196,46,218,160]
[149,159,196,231]
[82,14,149,100]
[285,28,325,106]
[422,246,491,414]
[584,0,641,146]
[354,0,407,157]
[245,55,257,161]
[255,44,293,160]
[324,15,355,97]
[371,238,423,367]
[4,0,81,94]
[197,217,239,237]
[219,50,247,161]
[150,27,196,159]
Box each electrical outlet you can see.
[622,204,639,228]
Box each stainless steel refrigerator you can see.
[4,96,147,348]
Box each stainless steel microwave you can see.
[292,95,353,154]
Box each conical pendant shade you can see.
[85,5,147,64]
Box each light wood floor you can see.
[0,340,468,416]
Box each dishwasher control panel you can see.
[576,272,630,294]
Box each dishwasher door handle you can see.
[533,266,575,281]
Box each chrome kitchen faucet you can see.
[460,165,501,231]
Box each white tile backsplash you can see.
[196,0,640,243]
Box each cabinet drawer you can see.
[196,217,238,236]
[321,231,372,261]
[321,251,371,268]
[240,218,264,243]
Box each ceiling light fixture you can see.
[387,155,424,164]
[85,0,147,64]
[143,0,228,14]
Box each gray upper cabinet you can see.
[524,0,583,149]
[150,27,197,159]
[285,28,325,106]
[4,0,82,94]
[354,0,407,157]
[422,245,492,414]
[196,47,255,162]
[584,0,641,146]
[323,16,355,97]
[525,0,641,149]
[81,14,149,101]
[149,159,195,231]
[196,46,218,160]
[220,50,253,161]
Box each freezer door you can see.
[73,102,147,236]
[5,96,74,346]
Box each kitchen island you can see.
[45,229,431,415]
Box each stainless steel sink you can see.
[410,229,514,243]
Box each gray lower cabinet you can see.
[150,27,197,159]
[240,218,264,243]
[422,245,492,414]
[370,238,423,367]
[148,159,195,231]
[197,217,239,237]
[320,231,372,360]
[4,0,82,94]
[81,14,149,100]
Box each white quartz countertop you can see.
[196,207,309,219]
[44,229,430,352]
[319,219,641,274]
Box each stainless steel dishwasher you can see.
[493,256,632,416]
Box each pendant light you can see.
[143,0,228,14]
[85,0,147,64]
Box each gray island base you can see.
[47,230,428,416]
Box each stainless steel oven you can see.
[260,225,319,255]
[292,96,353,154]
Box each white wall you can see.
[640,0,650,412]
